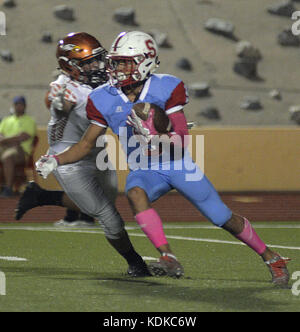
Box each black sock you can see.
[106,231,146,266]
[79,212,94,222]
[121,247,145,266]
[64,209,79,222]
[37,190,64,207]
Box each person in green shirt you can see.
[0,96,37,197]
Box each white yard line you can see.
[0,224,300,251]
[0,256,27,261]
[147,224,300,230]
[1,223,300,231]
[142,256,157,261]
[126,232,300,251]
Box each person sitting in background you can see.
[0,96,37,197]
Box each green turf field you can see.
[0,222,299,312]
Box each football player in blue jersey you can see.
[36,31,290,285]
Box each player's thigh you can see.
[170,168,232,227]
[125,169,172,203]
[54,163,112,215]
[194,178,232,227]
[53,164,105,214]
[95,163,118,204]
[54,163,124,235]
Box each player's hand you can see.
[48,83,77,111]
[35,155,59,179]
[126,109,153,143]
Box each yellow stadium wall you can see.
[34,127,300,192]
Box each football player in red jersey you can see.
[36,31,290,285]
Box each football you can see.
[132,102,171,134]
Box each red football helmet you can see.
[56,32,107,87]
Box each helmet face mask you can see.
[107,31,159,88]
[56,32,108,87]
[107,55,145,87]
[77,52,108,88]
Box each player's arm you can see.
[45,91,74,114]
[57,96,109,164]
[36,96,108,179]
[57,124,105,164]
[36,124,106,179]
[161,81,189,147]
[46,82,77,114]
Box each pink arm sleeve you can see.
[167,111,189,148]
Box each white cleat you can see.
[53,220,97,227]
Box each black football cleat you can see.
[15,181,43,220]
[127,262,152,277]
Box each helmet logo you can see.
[113,32,126,51]
[60,43,83,52]
[145,39,156,58]
[92,47,103,54]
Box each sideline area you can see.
[1,192,300,223]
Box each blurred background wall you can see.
[1,0,300,191]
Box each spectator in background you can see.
[0,96,37,197]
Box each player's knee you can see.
[210,210,233,228]
[102,229,124,240]
[98,218,125,239]
[222,213,245,234]
[127,186,147,205]
[106,229,127,240]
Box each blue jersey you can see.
[87,74,189,170]
[87,74,232,227]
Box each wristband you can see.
[52,154,60,165]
